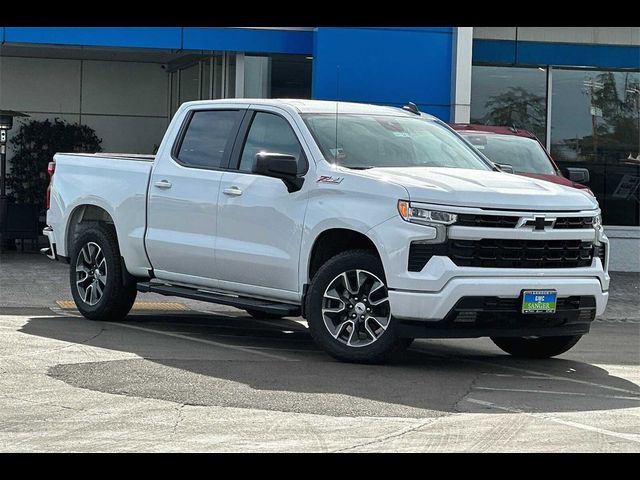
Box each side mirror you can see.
[252,152,304,193]
[564,167,590,184]
[495,163,515,174]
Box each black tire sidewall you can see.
[69,223,135,321]
[305,249,403,363]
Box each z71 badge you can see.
[317,175,344,184]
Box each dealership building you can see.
[0,27,638,270]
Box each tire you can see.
[69,222,137,321]
[305,249,409,363]
[245,309,286,320]
[491,335,582,359]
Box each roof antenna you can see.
[402,102,420,115]
[335,65,340,165]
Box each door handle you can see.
[154,180,172,189]
[223,186,243,196]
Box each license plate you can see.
[522,290,557,314]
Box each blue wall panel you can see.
[474,39,640,70]
[0,27,313,55]
[3,27,183,50]
[472,39,517,65]
[182,28,313,54]
[312,27,454,121]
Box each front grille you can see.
[456,214,593,229]
[554,217,594,229]
[444,295,597,326]
[457,214,519,228]
[408,239,595,271]
[458,296,593,311]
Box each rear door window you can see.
[176,110,244,169]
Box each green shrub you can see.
[7,118,102,205]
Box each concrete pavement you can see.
[0,252,638,452]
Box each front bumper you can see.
[389,271,607,338]
[389,274,607,321]
[367,214,609,335]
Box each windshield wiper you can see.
[344,165,375,170]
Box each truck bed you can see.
[48,152,155,276]
[59,152,156,162]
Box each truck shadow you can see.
[20,311,640,418]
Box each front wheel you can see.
[69,222,137,321]
[491,335,582,359]
[305,250,409,363]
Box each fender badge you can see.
[317,175,344,184]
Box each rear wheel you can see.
[305,250,410,363]
[69,222,137,321]
[491,335,582,358]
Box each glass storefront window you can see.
[245,56,271,98]
[471,66,548,143]
[201,58,211,100]
[244,54,312,99]
[271,55,312,98]
[551,69,640,226]
[179,63,200,103]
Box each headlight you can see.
[398,201,457,225]
[593,214,602,230]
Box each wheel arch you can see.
[66,206,139,287]
[306,228,384,284]
[65,203,118,256]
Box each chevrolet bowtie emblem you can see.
[517,216,556,230]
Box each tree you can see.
[483,87,547,141]
[7,118,102,205]
[582,72,640,162]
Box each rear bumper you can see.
[41,226,69,263]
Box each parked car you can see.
[450,124,594,195]
[42,100,609,363]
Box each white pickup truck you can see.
[43,99,609,362]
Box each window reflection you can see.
[471,66,548,143]
[551,69,640,226]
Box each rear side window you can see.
[176,110,243,169]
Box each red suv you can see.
[449,124,593,195]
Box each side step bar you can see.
[136,282,301,317]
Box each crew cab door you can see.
[215,108,310,301]
[145,106,246,287]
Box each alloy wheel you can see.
[75,241,107,306]
[321,269,391,347]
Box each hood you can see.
[519,172,591,192]
[351,167,598,211]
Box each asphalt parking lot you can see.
[0,252,639,452]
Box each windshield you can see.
[302,114,492,170]
[459,132,557,175]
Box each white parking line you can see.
[473,386,640,401]
[466,398,640,444]
[105,322,297,362]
